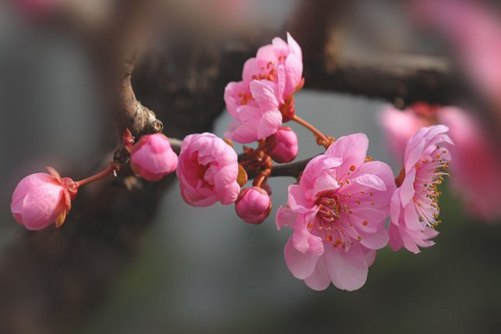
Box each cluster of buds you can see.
[10,33,455,292]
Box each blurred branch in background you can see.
[0,0,500,333]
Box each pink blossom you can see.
[380,103,438,159]
[242,33,303,99]
[177,133,240,207]
[130,133,178,181]
[265,126,298,163]
[224,80,282,143]
[224,33,303,143]
[276,134,395,291]
[438,108,501,220]
[389,125,452,253]
[235,187,272,224]
[11,168,77,230]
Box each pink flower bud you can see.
[11,168,77,230]
[235,187,272,224]
[265,126,298,163]
[177,133,240,207]
[130,133,178,181]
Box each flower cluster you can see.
[224,33,303,143]
[11,34,455,293]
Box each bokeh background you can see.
[1,0,500,333]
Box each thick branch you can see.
[286,0,459,107]
[304,52,459,107]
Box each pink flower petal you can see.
[304,257,331,291]
[284,238,321,280]
[324,245,371,291]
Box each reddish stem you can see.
[253,169,271,188]
[75,164,118,188]
[291,115,333,148]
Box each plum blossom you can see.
[276,134,395,291]
[11,167,77,230]
[177,133,240,207]
[130,133,178,181]
[235,187,272,224]
[381,103,501,220]
[224,33,303,143]
[389,125,452,253]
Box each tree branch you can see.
[0,1,490,333]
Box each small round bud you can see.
[130,133,178,181]
[265,126,298,163]
[235,187,272,224]
[11,169,77,230]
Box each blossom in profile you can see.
[224,33,303,143]
[381,103,501,221]
[130,133,178,181]
[177,133,240,207]
[388,125,452,253]
[235,187,272,224]
[276,134,395,291]
[11,167,77,230]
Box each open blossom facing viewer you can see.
[224,33,303,143]
[130,133,178,181]
[177,133,240,207]
[276,134,395,291]
[389,125,452,254]
[11,168,77,230]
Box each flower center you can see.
[414,147,449,228]
[252,62,277,82]
[317,196,341,223]
[238,92,253,105]
[314,190,349,248]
